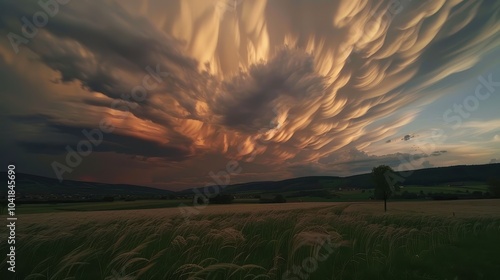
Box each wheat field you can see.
[1,201,500,280]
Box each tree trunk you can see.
[384,198,387,212]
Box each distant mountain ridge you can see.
[2,163,499,197]
[0,172,174,197]
[179,163,500,195]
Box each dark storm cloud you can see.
[0,0,199,104]
[431,150,447,156]
[402,134,413,141]
[0,0,196,68]
[0,0,499,187]
[39,49,129,100]
[12,114,193,160]
[214,48,326,132]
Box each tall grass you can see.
[1,205,499,279]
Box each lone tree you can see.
[372,165,395,212]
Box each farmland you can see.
[7,182,492,215]
[1,200,499,279]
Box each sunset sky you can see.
[1,0,499,190]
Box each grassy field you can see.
[1,200,500,279]
[398,185,489,194]
[287,184,491,202]
[8,183,491,215]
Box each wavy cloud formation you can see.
[0,0,499,188]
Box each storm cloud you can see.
[1,0,499,188]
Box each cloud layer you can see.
[1,0,499,189]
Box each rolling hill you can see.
[1,173,175,198]
[2,163,499,198]
[180,163,500,195]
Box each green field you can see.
[287,184,491,202]
[1,200,500,279]
[8,183,491,215]
[398,184,489,193]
